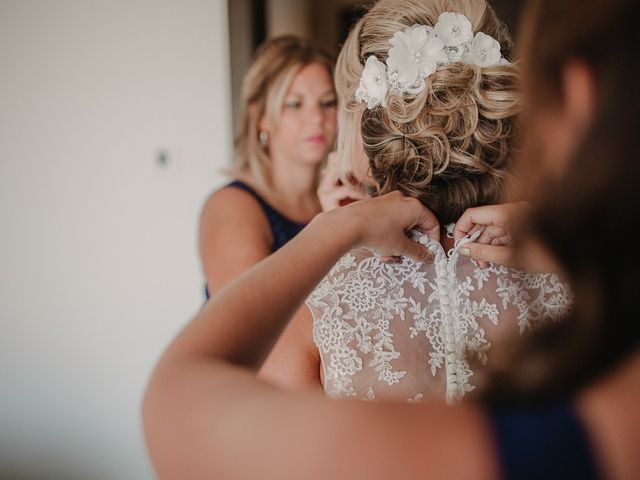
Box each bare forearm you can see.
[144,210,357,473]
[167,192,438,370]
[170,208,359,368]
[144,193,445,478]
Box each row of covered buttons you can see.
[419,234,460,401]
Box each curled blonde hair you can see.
[336,0,520,224]
[232,36,335,191]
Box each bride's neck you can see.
[440,235,455,252]
[438,222,456,252]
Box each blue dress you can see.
[204,180,308,299]
[490,402,602,479]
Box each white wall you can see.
[0,1,231,478]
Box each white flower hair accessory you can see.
[434,12,473,47]
[386,24,447,94]
[355,12,510,109]
[469,32,503,67]
[355,56,389,108]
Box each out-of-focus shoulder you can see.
[202,185,265,219]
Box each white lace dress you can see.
[306,229,572,403]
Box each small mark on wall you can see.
[156,149,170,168]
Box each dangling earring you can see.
[259,131,269,148]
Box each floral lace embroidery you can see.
[307,234,572,403]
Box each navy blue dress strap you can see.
[489,402,602,480]
[204,180,308,300]
[226,180,307,251]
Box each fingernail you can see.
[459,247,470,257]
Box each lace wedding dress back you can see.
[307,228,572,403]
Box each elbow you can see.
[141,362,174,478]
[141,368,161,472]
[141,365,226,479]
[141,370,158,450]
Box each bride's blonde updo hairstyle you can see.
[336,0,520,224]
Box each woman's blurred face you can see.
[264,63,337,167]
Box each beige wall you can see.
[267,0,313,37]
[266,0,366,55]
[0,1,231,478]
[228,0,256,130]
[311,0,366,56]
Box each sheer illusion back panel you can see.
[307,232,572,403]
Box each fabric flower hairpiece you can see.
[355,12,509,109]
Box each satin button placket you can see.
[419,230,480,402]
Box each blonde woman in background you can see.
[200,36,346,301]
